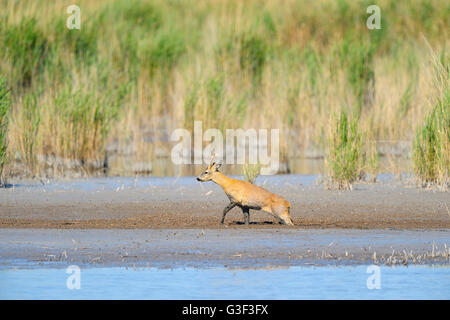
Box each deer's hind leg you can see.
[273,205,294,226]
[262,204,294,226]
[241,207,250,225]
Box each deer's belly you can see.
[226,188,266,209]
[229,196,263,209]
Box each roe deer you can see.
[196,158,294,226]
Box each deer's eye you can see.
[204,171,208,174]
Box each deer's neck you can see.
[211,172,234,191]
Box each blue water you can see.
[1,265,448,299]
[5,174,321,191]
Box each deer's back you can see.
[223,179,288,209]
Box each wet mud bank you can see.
[1,229,448,269]
[0,176,449,229]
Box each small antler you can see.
[210,152,216,165]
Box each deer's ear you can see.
[215,161,222,171]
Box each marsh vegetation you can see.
[0,0,448,188]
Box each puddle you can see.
[0,265,448,299]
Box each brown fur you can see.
[197,162,294,226]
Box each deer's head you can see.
[196,154,222,182]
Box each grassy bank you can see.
[412,45,449,188]
[0,0,448,179]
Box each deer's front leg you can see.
[221,202,236,224]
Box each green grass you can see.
[2,18,50,88]
[243,162,261,184]
[412,42,449,188]
[208,74,227,121]
[50,76,123,164]
[413,93,449,187]
[240,34,267,85]
[141,28,187,77]
[338,38,375,115]
[325,111,363,189]
[0,78,11,185]
[0,0,448,178]
[19,93,40,173]
[54,18,99,63]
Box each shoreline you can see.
[1,229,449,269]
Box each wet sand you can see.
[0,175,449,229]
[1,229,449,268]
[0,176,449,268]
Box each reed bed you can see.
[243,162,261,184]
[0,0,448,182]
[412,45,449,188]
[0,77,10,185]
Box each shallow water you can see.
[1,265,448,299]
[93,154,412,177]
[6,172,404,191]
